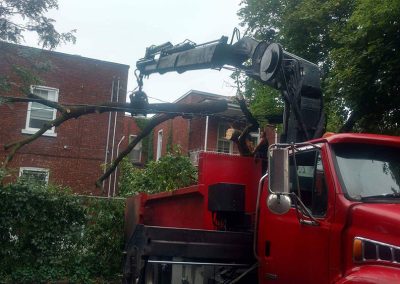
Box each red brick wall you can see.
[151,91,228,158]
[189,117,206,151]
[146,91,278,161]
[150,91,253,158]
[0,43,129,195]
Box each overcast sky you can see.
[24,0,243,103]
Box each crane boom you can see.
[136,36,325,143]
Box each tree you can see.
[0,0,76,49]
[238,0,400,134]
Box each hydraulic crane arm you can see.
[136,35,325,143]
[136,36,257,77]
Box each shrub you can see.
[0,182,124,283]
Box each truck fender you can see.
[335,266,400,284]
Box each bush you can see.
[119,146,197,196]
[0,182,125,283]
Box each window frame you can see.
[156,129,163,161]
[22,85,59,137]
[19,167,50,185]
[331,143,400,202]
[216,123,233,154]
[289,149,328,218]
[129,134,143,163]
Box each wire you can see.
[146,96,169,103]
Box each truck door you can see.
[262,148,332,283]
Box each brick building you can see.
[0,42,129,195]
[123,90,277,166]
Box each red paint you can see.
[128,151,262,230]
[128,133,400,283]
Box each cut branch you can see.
[1,94,228,186]
[27,93,67,113]
[232,93,260,156]
[3,115,66,166]
[226,127,253,156]
[95,113,178,188]
[236,93,259,131]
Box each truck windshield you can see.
[333,143,400,200]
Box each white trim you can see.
[156,130,163,161]
[21,129,57,137]
[19,167,49,184]
[250,129,260,145]
[23,85,59,135]
[204,115,209,151]
[173,89,229,103]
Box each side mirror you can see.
[267,147,291,215]
[268,147,289,193]
[267,194,291,215]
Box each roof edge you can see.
[0,41,130,69]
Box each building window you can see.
[156,130,163,161]
[217,123,232,153]
[129,135,142,163]
[22,85,59,136]
[19,167,49,185]
[249,130,260,149]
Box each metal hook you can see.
[134,69,144,91]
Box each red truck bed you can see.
[124,152,262,240]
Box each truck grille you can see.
[354,237,400,263]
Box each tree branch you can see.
[3,113,72,166]
[95,113,178,188]
[2,95,66,112]
[236,92,259,130]
[1,94,228,186]
[27,93,68,113]
[231,93,260,156]
[3,97,227,153]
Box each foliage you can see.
[238,0,400,134]
[326,0,400,134]
[0,181,125,283]
[0,167,7,182]
[241,77,284,125]
[0,0,76,49]
[0,0,75,94]
[119,146,198,196]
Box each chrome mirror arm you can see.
[290,193,320,226]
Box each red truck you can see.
[123,35,400,283]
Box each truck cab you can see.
[260,133,400,283]
[124,133,400,284]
